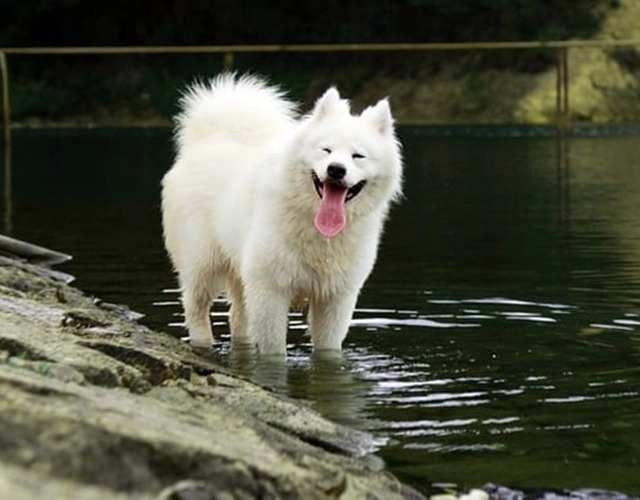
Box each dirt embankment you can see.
[349,2,640,125]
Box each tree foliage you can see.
[0,0,609,120]
[0,0,606,47]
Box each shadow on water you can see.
[3,126,640,496]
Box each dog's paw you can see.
[181,335,217,349]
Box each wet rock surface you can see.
[430,485,639,500]
[481,484,639,500]
[0,258,424,499]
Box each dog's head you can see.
[297,88,403,238]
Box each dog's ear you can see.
[362,98,394,136]
[311,87,349,119]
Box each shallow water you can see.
[4,127,640,496]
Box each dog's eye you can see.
[322,147,332,154]
[352,152,365,159]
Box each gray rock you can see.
[0,257,424,499]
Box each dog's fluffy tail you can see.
[174,73,298,152]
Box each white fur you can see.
[161,73,403,355]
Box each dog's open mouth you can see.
[311,171,366,202]
[311,172,367,238]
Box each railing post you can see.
[0,49,12,234]
[223,51,234,71]
[555,47,570,132]
[0,50,10,155]
[562,47,569,123]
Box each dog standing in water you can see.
[162,74,403,355]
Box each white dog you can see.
[161,74,403,355]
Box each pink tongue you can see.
[314,183,348,238]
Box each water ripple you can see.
[152,290,640,477]
[350,317,480,328]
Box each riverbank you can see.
[357,1,640,124]
[10,41,640,129]
[0,255,424,499]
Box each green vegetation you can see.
[0,0,606,46]
[0,0,609,121]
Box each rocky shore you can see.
[0,255,424,499]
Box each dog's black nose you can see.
[327,163,346,180]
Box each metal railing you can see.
[3,39,640,139]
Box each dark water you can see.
[4,127,640,496]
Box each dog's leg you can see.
[181,272,223,348]
[244,283,290,356]
[182,288,213,347]
[308,289,359,350]
[226,275,251,346]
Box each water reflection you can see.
[206,333,378,430]
[157,285,640,463]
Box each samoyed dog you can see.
[162,74,403,355]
